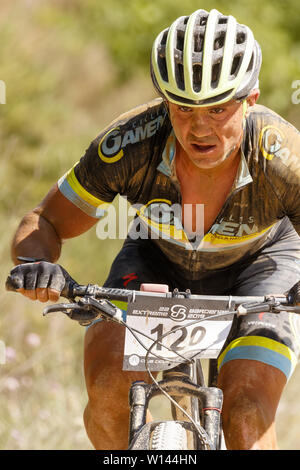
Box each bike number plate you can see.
[123,296,234,371]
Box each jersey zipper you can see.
[188,183,251,272]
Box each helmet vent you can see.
[193,64,202,92]
[176,31,185,52]
[161,30,168,46]
[231,54,242,77]
[194,34,204,53]
[218,17,228,24]
[211,62,221,88]
[247,53,254,72]
[158,55,168,82]
[176,63,185,90]
[236,32,246,44]
[214,32,225,50]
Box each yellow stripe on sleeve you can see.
[66,165,109,209]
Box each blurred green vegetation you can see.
[0,0,299,450]
[37,0,300,116]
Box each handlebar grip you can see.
[60,279,78,299]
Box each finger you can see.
[16,288,26,296]
[48,288,60,302]
[24,272,38,291]
[22,289,37,301]
[16,288,37,300]
[36,288,50,303]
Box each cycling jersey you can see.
[58,98,300,279]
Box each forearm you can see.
[11,210,62,265]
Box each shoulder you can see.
[90,98,169,163]
[246,104,300,166]
[108,97,167,129]
[244,104,300,215]
[69,98,170,202]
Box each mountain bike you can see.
[6,271,300,450]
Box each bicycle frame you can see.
[128,359,223,450]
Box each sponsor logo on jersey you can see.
[259,125,284,161]
[98,115,165,163]
[137,198,189,243]
[98,127,124,163]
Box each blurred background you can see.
[0,0,299,450]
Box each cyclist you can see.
[8,9,300,450]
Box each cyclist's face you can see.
[168,99,246,171]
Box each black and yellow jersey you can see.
[58,98,300,279]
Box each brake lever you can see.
[43,303,80,314]
[43,297,124,325]
[43,302,101,326]
[236,296,300,316]
[79,297,124,323]
[272,304,300,313]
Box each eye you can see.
[209,107,225,115]
[178,105,193,113]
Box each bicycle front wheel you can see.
[150,421,188,450]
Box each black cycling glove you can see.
[287,281,300,305]
[6,261,76,296]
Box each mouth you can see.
[190,143,217,154]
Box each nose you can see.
[190,110,213,137]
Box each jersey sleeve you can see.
[58,99,168,218]
[254,106,300,233]
[279,127,300,232]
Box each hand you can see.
[6,261,74,302]
[287,281,300,306]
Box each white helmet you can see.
[151,9,262,106]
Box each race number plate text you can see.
[123,296,234,371]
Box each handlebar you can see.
[6,268,300,327]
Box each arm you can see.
[11,100,163,297]
[10,184,98,302]
[11,183,98,265]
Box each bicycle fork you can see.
[128,364,223,450]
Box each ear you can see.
[246,89,260,107]
[163,99,170,116]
